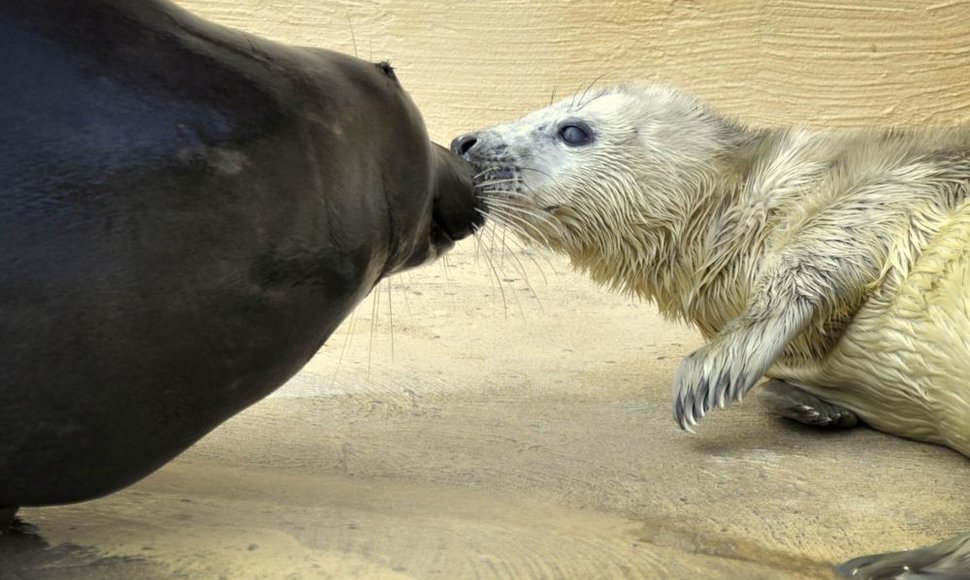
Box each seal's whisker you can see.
[477,177,521,189]
[486,215,501,258]
[518,165,556,182]
[480,190,526,206]
[482,203,550,245]
[476,220,508,257]
[486,211,548,267]
[484,200,557,244]
[497,228,545,315]
[474,165,506,180]
[474,162,515,181]
[475,222,497,266]
[483,204,535,234]
[578,86,611,111]
[576,72,609,110]
[329,305,358,390]
[489,196,553,222]
[569,81,583,108]
[472,210,489,263]
[385,277,395,360]
[474,228,511,317]
[489,214,552,249]
[473,210,549,318]
[440,251,453,288]
[496,221,508,269]
[367,279,380,377]
[397,271,415,327]
[503,232,554,286]
[493,224,528,319]
[347,16,358,59]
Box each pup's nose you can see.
[450,133,479,157]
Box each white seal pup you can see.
[452,83,970,578]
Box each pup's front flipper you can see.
[835,532,970,579]
[673,206,889,431]
[758,379,859,429]
[672,298,813,430]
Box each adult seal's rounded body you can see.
[0,0,480,516]
[453,84,970,577]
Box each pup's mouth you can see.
[482,167,516,183]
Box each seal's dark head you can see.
[0,0,484,510]
[371,66,484,274]
[423,142,483,263]
[388,136,484,274]
[300,54,484,277]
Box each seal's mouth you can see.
[431,202,481,245]
[467,165,523,207]
[393,198,476,275]
[429,212,459,250]
[484,167,515,182]
[428,142,485,249]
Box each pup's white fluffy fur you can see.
[463,83,970,456]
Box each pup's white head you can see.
[452,84,742,294]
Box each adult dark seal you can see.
[0,0,481,523]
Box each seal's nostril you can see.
[450,134,479,157]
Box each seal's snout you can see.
[451,131,508,167]
[431,144,485,243]
[451,133,480,157]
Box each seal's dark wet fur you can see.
[0,0,480,510]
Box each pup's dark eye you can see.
[558,122,594,146]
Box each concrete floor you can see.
[2,240,969,579]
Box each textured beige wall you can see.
[174,0,970,143]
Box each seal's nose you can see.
[450,133,479,157]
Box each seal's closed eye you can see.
[376,60,398,83]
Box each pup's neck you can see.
[574,124,773,337]
[665,128,775,335]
